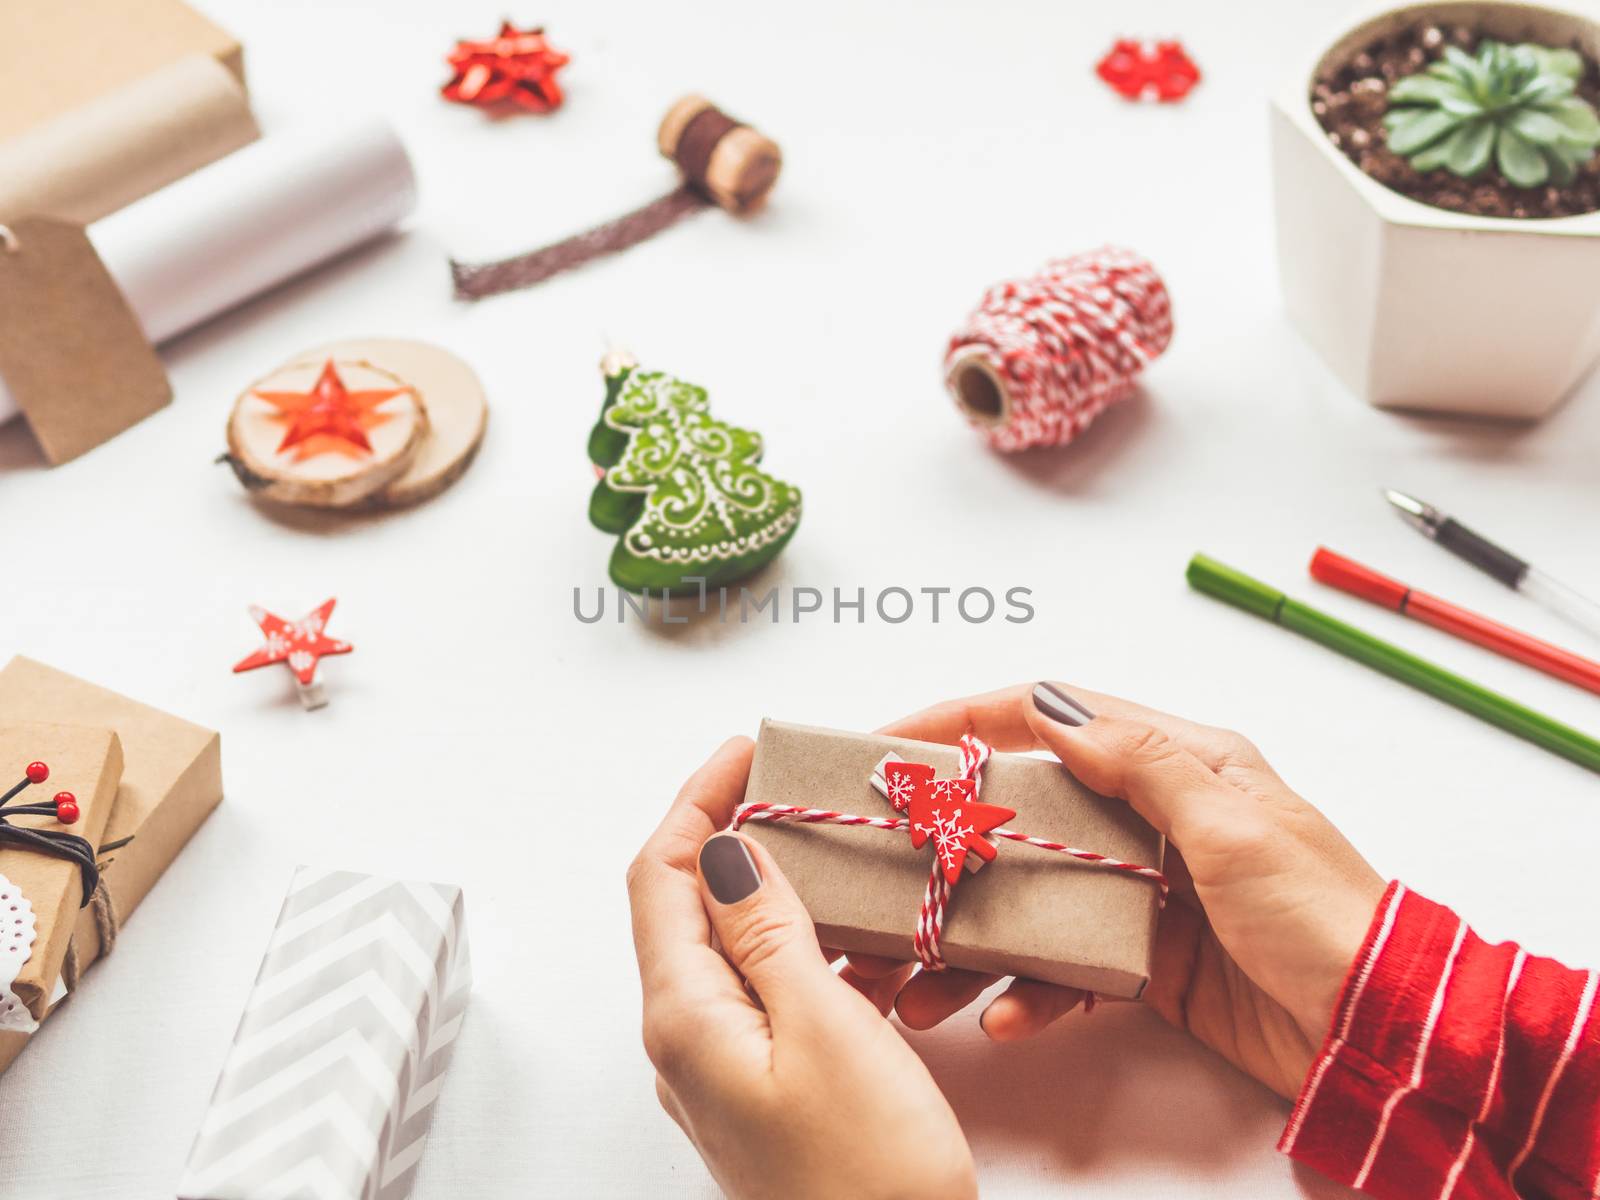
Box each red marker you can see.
[1311,547,1600,697]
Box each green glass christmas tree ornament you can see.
[587,357,802,595]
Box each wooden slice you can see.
[226,351,426,508]
[358,339,488,508]
[225,338,488,510]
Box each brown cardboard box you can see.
[0,55,259,226]
[0,657,222,1070]
[742,720,1165,998]
[0,0,244,143]
[0,722,122,1020]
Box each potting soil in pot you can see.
[1313,20,1600,218]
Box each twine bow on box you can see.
[731,735,1168,976]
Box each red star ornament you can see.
[1095,39,1201,103]
[882,761,1016,886]
[442,22,569,113]
[251,360,408,461]
[233,599,353,707]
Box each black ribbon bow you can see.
[0,765,98,906]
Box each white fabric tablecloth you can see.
[2,0,1598,1195]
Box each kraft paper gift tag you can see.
[0,217,171,463]
[741,720,1165,998]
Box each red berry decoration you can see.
[1096,39,1201,103]
[53,792,79,825]
[25,761,48,784]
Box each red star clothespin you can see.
[882,761,1015,887]
[442,22,570,113]
[1095,39,1201,103]
[232,599,353,710]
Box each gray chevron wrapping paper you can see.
[178,867,470,1200]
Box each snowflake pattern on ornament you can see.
[884,768,918,811]
[914,806,980,877]
[884,761,1016,885]
[288,613,325,640]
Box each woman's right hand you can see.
[865,682,1388,1101]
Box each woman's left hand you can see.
[627,736,978,1200]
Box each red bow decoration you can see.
[882,760,1015,887]
[1095,39,1201,103]
[442,22,570,113]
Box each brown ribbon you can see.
[449,103,745,300]
[674,107,741,198]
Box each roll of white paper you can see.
[0,117,417,425]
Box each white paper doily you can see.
[0,872,39,1033]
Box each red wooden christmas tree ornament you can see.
[1096,39,1201,103]
[882,761,1016,886]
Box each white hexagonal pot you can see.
[1271,1,1600,419]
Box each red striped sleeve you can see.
[1280,882,1600,1200]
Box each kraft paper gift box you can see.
[0,722,123,1028]
[179,867,471,1200]
[0,656,223,1072]
[742,720,1165,998]
[0,0,244,143]
[0,55,259,227]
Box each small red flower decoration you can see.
[1095,39,1201,103]
[442,22,570,114]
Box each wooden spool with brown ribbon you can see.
[450,95,781,299]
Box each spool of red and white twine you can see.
[944,247,1173,452]
[731,734,1167,994]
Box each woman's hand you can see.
[861,683,1386,1100]
[627,737,978,1200]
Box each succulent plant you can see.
[1383,40,1600,188]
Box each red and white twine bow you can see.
[731,735,1167,974]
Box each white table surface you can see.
[3,0,1600,1195]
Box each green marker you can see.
[1186,553,1600,774]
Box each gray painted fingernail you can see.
[1033,682,1095,727]
[700,836,761,904]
